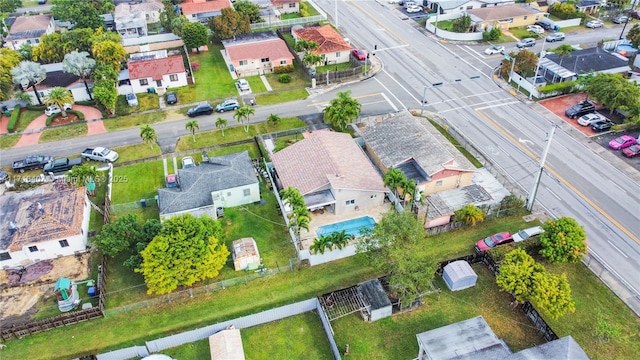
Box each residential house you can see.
[292,24,353,65]
[426,0,515,16]
[127,55,188,94]
[181,0,233,24]
[4,15,55,50]
[0,183,90,269]
[25,62,93,105]
[122,33,185,54]
[272,0,301,14]
[115,3,147,38]
[158,151,260,221]
[222,31,295,77]
[358,111,476,197]
[271,130,388,216]
[575,0,600,15]
[467,3,547,31]
[538,47,632,84]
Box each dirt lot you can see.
[0,253,91,324]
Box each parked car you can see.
[622,144,640,158]
[586,19,604,28]
[516,38,536,48]
[609,135,637,150]
[627,9,640,20]
[165,91,178,105]
[0,169,8,184]
[613,15,629,24]
[577,113,605,126]
[126,93,138,106]
[236,79,250,91]
[526,25,545,34]
[43,157,83,174]
[512,226,544,243]
[352,49,366,61]
[12,155,53,173]
[484,45,505,55]
[545,32,565,42]
[535,21,553,30]
[591,120,614,132]
[187,103,214,117]
[475,232,513,252]
[216,99,240,112]
[81,147,119,162]
[565,100,595,119]
[404,1,418,8]
[44,103,72,116]
[181,156,196,169]
[407,4,422,13]
[166,174,179,188]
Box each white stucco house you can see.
[0,184,90,269]
[426,0,515,16]
[292,24,353,65]
[127,55,188,94]
[4,14,55,50]
[272,0,301,14]
[181,0,232,24]
[158,151,260,221]
[24,62,94,105]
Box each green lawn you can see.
[39,123,87,142]
[302,1,321,16]
[208,142,262,159]
[111,160,165,203]
[103,111,166,131]
[255,88,309,105]
[115,93,159,116]
[316,61,357,74]
[509,27,544,40]
[15,109,42,132]
[264,63,310,90]
[281,12,301,20]
[245,75,267,93]
[0,134,20,149]
[436,20,453,31]
[112,143,162,163]
[273,134,303,152]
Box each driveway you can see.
[539,93,604,137]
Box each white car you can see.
[236,79,250,91]
[407,5,422,13]
[484,45,505,55]
[44,103,72,116]
[526,25,545,35]
[577,113,605,126]
[512,226,544,243]
[181,156,196,169]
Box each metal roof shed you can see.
[357,279,392,322]
[209,329,245,360]
[442,260,477,291]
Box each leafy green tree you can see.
[357,211,437,305]
[624,103,640,125]
[160,0,179,32]
[323,91,362,131]
[209,7,250,40]
[496,249,546,303]
[123,219,162,271]
[11,61,47,105]
[0,0,22,13]
[585,73,640,116]
[549,3,577,20]
[0,48,21,101]
[453,204,485,226]
[233,1,261,23]
[185,120,200,142]
[92,40,127,73]
[32,33,65,64]
[18,43,32,61]
[530,271,576,319]
[182,21,209,53]
[52,0,112,29]
[93,214,141,257]
[93,84,117,114]
[266,113,280,127]
[62,28,95,54]
[66,163,100,193]
[310,230,352,254]
[234,105,255,132]
[215,117,228,136]
[137,214,229,295]
[44,87,74,117]
[383,168,406,202]
[452,14,471,33]
[63,51,96,100]
[627,24,640,48]
[539,217,587,263]
[302,52,323,68]
[514,49,538,78]
[140,125,158,149]
[552,44,574,81]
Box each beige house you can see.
[4,15,55,50]
[467,3,546,31]
[271,0,301,14]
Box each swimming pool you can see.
[316,216,376,238]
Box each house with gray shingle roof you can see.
[4,14,55,51]
[357,110,476,196]
[158,151,260,221]
[271,130,387,216]
[425,0,515,16]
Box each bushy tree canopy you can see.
[233,1,262,23]
[585,73,640,117]
[0,0,22,13]
[209,7,250,40]
[539,217,587,263]
[0,48,21,101]
[628,24,640,48]
[323,91,362,131]
[52,0,112,29]
[182,21,209,53]
[93,214,141,257]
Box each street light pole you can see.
[529,39,547,99]
[526,124,556,211]
[619,19,630,40]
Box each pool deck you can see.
[299,203,392,250]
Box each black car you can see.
[186,103,213,117]
[591,120,614,132]
[565,100,596,119]
[535,21,553,30]
[165,91,178,105]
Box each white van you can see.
[404,1,418,8]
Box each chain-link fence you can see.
[109,197,158,215]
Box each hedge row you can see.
[7,105,21,133]
[45,109,85,126]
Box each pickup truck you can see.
[43,157,83,173]
[81,147,119,162]
[12,155,54,173]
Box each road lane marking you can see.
[475,110,640,244]
[427,90,505,105]
[374,77,408,109]
[607,241,628,258]
[349,2,407,45]
[380,92,399,111]
[372,45,410,52]
[545,187,562,200]
[608,179,626,193]
[474,101,520,110]
[437,100,518,113]
[457,45,493,69]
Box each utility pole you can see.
[420,86,427,116]
[526,124,556,211]
[530,40,547,99]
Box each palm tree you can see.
[303,52,323,69]
[140,124,157,149]
[185,120,199,142]
[63,51,96,100]
[453,204,485,226]
[383,168,406,203]
[323,91,362,131]
[266,113,280,127]
[233,105,255,132]
[310,236,330,255]
[44,87,74,118]
[280,187,305,209]
[10,61,47,105]
[215,117,228,136]
[400,178,417,208]
[553,44,574,82]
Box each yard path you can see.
[13,114,47,147]
[0,114,9,134]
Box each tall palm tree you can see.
[215,117,228,136]
[10,61,47,105]
[44,87,74,118]
[303,52,323,68]
[400,178,417,208]
[140,124,157,149]
[383,168,406,203]
[233,105,255,132]
[323,91,362,131]
[280,187,305,209]
[185,120,199,142]
[63,51,96,100]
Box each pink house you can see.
[222,31,294,77]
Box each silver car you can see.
[516,38,536,48]
[236,79,250,91]
[545,32,565,42]
[512,226,544,242]
[577,113,605,126]
[586,19,604,28]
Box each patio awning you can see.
[539,58,576,79]
[304,190,335,209]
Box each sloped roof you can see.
[158,151,258,215]
[128,56,185,81]
[272,0,301,4]
[511,336,589,359]
[292,25,352,54]
[222,31,294,62]
[359,110,475,177]
[436,0,513,11]
[6,15,52,41]
[467,4,542,20]
[181,0,231,15]
[358,279,391,311]
[232,237,259,259]
[271,131,387,196]
[209,329,245,360]
[545,47,630,74]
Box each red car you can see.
[475,232,513,252]
[608,135,637,150]
[622,144,640,158]
[166,174,179,188]
[352,49,366,61]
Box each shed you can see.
[357,278,392,322]
[442,260,477,291]
[209,328,245,360]
[232,237,260,271]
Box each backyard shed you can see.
[209,328,245,360]
[357,278,392,322]
[232,238,260,271]
[442,260,477,291]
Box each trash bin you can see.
[154,195,159,204]
[140,198,147,207]
[229,64,235,72]
[88,287,96,297]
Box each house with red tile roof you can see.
[292,24,353,64]
[222,31,294,77]
[271,130,388,216]
[0,183,90,269]
[271,0,301,14]
[126,56,188,94]
[181,0,232,24]
[4,14,55,50]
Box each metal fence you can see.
[109,197,158,214]
[250,15,326,30]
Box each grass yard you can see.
[427,118,483,168]
[103,111,166,131]
[103,250,149,308]
[281,12,301,20]
[208,142,262,160]
[15,109,42,132]
[316,61,357,73]
[273,133,303,152]
[509,27,544,40]
[112,143,162,163]
[0,134,20,148]
[111,160,164,203]
[264,64,310,90]
[302,1,321,16]
[245,75,267,93]
[39,123,87,142]
[116,93,159,116]
[436,20,454,31]
[255,88,309,105]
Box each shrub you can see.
[538,80,577,95]
[7,105,21,133]
[278,74,292,83]
[26,104,46,111]
[45,109,85,126]
[274,64,294,74]
[300,2,310,17]
[483,28,501,41]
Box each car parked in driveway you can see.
[609,135,637,150]
[126,93,138,106]
[613,15,629,24]
[352,49,366,61]
[187,103,214,117]
[591,120,614,132]
[216,99,240,112]
[577,113,605,126]
[484,45,505,55]
[407,4,422,13]
[45,103,72,116]
[165,91,178,105]
[0,169,8,184]
[565,100,595,118]
[475,232,513,252]
[535,21,553,30]
[516,38,536,48]
[166,174,179,188]
[586,19,604,28]
[236,79,250,91]
[181,156,196,169]
[527,24,545,34]
[545,32,565,42]
[622,144,640,158]
[512,226,544,243]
